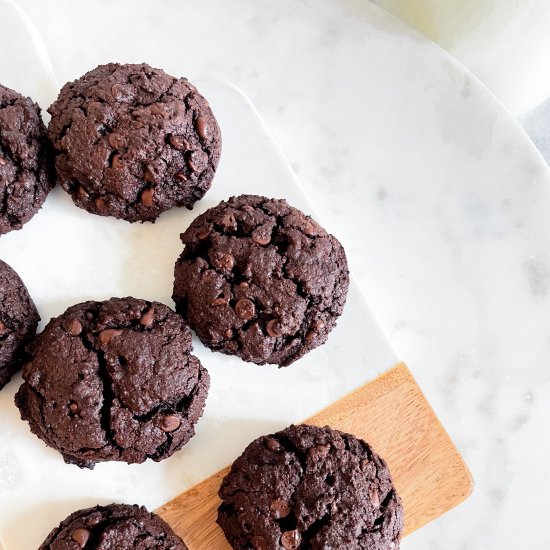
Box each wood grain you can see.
[157,362,473,548]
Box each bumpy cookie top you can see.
[48,63,221,222]
[0,259,39,390]
[39,503,187,549]
[0,84,54,234]
[173,195,349,366]
[15,297,209,468]
[218,424,403,550]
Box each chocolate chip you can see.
[71,528,90,547]
[160,414,181,432]
[280,529,301,549]
[111,153,123,169]
[270,499,291,519]
[309,444,330,459]
[195,116,208,140]
[108,132,125,149]
[95,198,107,211]
[76,185,89,200]
[186,154,197,172]
[238,281,249,289]
[64,319,83,336]
[68,401,79,415]
[197,227,211,240]
[370,487,380,509]
[139,308,154,326]
[252,233,271,246]
[0,321,5,331]
[235,298,255,321]
[175,172,188,182]
[266,319,282,338]
[303,220,317,237]
[169,135,187,150]
[0,156,7,166]
[219,212,237,230]
[98,328,123,344]
[264,436,282,451]
[224,328,233,338]
[213,252,234,271]
[305,330,316,342]
[140,187,155,207]
[251,536,268,550]
[312,320,325,331]
[211,297,227,306]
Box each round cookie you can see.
[172,195,349,367]
[218,424,403,550]
[0,83,54,234]
[39,503,187,549]
[15,297,209,468]
[47,63,221,223]
[0,259,39,390]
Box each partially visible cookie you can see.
[47,63,221,222]
[15,297,209,468]
[0,259,39,390]
[39,503,187,549]
[173,195,349,367]
[218,424,403,550]
[0,84,54,234]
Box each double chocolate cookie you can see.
[0,259,39,390]
[218,424,403,550]
[173,195,349,366]
[48,63,221,222]
[15,297,209,468]
[0,83,54,234]
[39,503,187,549]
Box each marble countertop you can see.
[8,0,550,547]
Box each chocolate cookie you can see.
[218,424,403,550]
[0,84,54,234]
[172,195,349,366]
[47,63,221,222]
[39,503,187,549]
[15,297,209,468]
[0,259,39,390]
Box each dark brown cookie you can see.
[15,297,209,468]
[218,424,403,550]
[47,63,221,222]
[172,195,349,366]
[39,503,187,549]
[0,84,54,234]
[0,259,39,390]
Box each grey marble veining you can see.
[5,0,550,547]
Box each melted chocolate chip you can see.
[139,309,154,326]
[280,529,301,549]
[71,528,90,547]
[235,299,255,321]
[160,414,181,432]
[270,499,291,519]
[195,116,208,140]
[98,328,123,345]
[141,187,155,207]
[266,319,282,338]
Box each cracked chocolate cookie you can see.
[0,83,54,234]
[0,259,39,390]
[47,63,221,222]
[218,424,403,550]
[39,503,187,549]
[172,195,349,366]
[15,297,209,468]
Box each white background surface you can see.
[2,0,550,548]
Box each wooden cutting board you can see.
[157,362,473,548]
